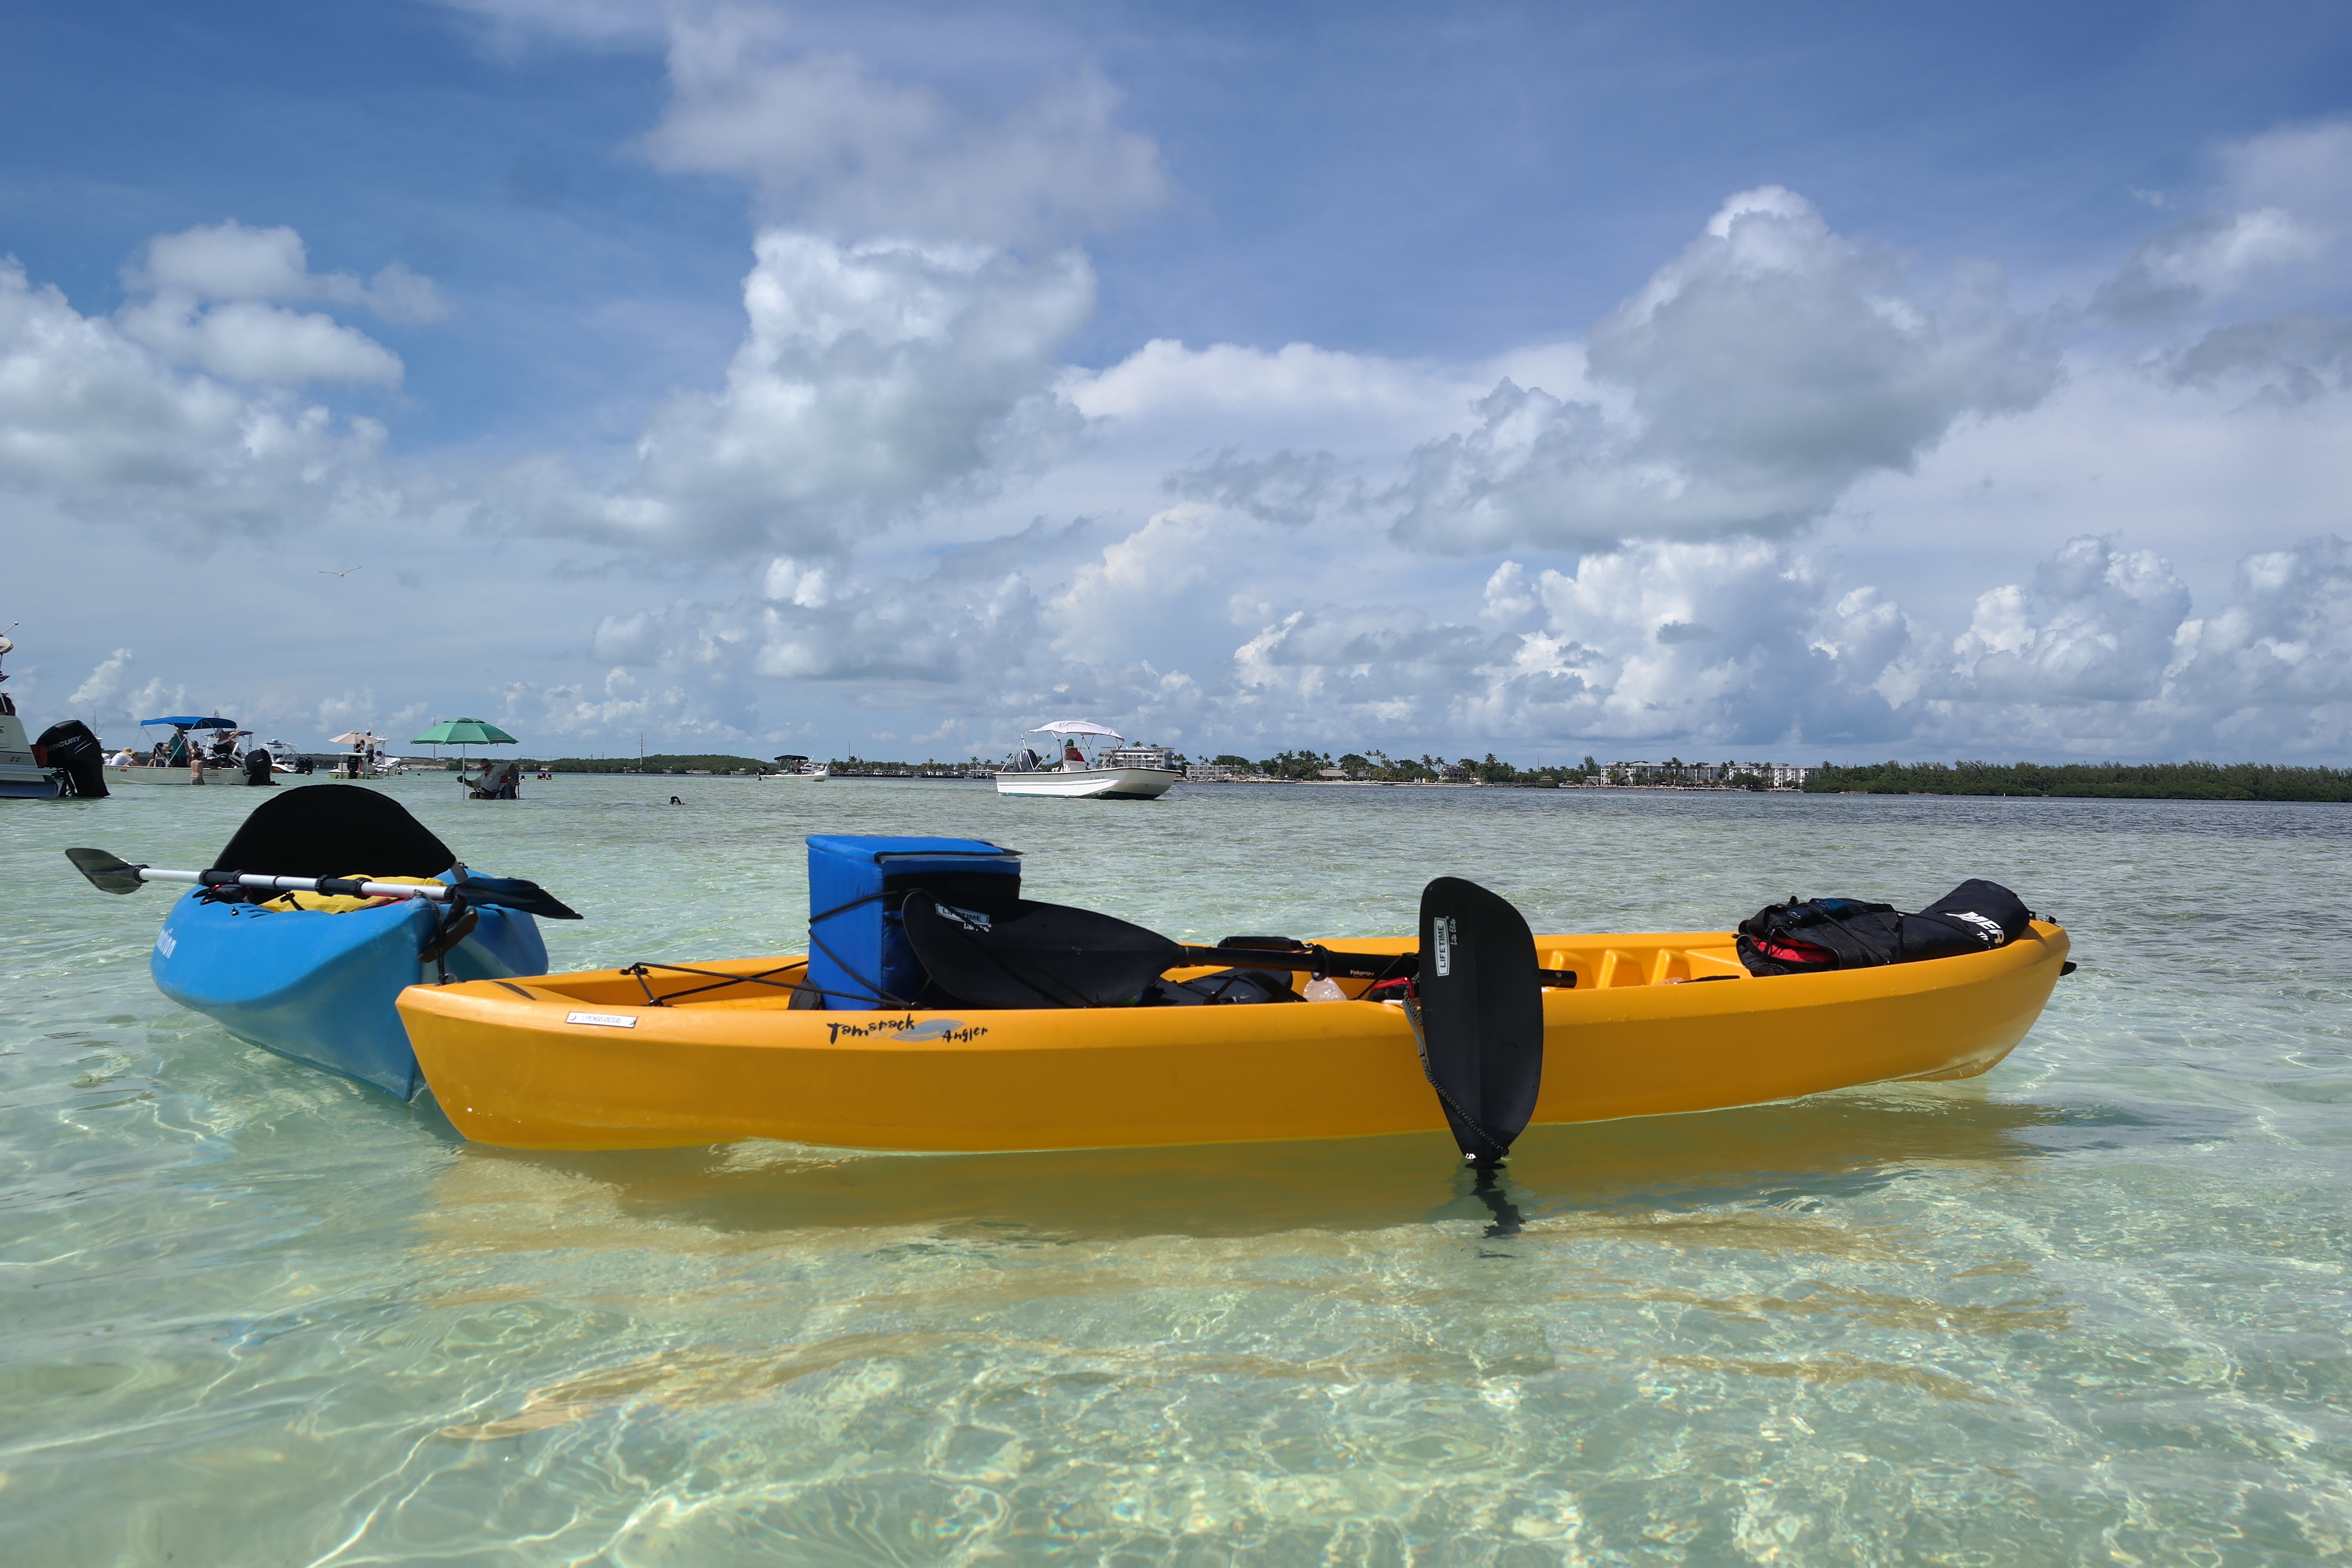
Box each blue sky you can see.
[5,1,2350,763]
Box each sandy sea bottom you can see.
[3,776,2348,1566]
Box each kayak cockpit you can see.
[482,932,1749,1018]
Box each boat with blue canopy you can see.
[112,714,250,783]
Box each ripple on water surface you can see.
[3,777,2349,1564]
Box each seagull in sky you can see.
[318,566,363,578]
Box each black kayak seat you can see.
[211,785,456,880]
[902,892,1186,1009]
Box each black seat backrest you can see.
[212,785,455,879]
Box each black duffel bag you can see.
[1738,879,2033,977]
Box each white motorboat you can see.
[764,753,830,781]
[0,634,71,798]
[110,758,212,784]
[325,730,398,779]
[995,720,1180,800]
[260,738,311,774]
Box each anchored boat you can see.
[109,715,254,783]
[0,632,107,799]
[765,754,830,781]
[995,719,1180,800]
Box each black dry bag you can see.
[1897,879,2033,961]
[1736,896,1903,976]
[1738,879,2033,977]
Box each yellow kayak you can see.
[396,921,2070,1152]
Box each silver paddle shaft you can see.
[145,867,456,903]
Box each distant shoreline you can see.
[493,753,2352,804]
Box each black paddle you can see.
[63,848,583,920]
[1404,876,1546,1168]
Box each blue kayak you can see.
[141,784,574,1099]
[152,883,547,1099]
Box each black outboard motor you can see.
[243,747,276,786]
[34,720,110,799]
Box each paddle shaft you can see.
[1175,943,1574,988]
[66,845,582,919]
[143,867,459,903]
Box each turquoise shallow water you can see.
[4,776,2349,1565]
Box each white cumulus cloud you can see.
[103,221,444,389]
[1948,537,2193,703]
[1392,187,2056,553]
[129,220,445,321]
[515,230,1094,555]
[116,295,405,387]
[646,9,1166,245]
[2095,118,2351,324]
[0,255,390,537]
[67,647,135,712]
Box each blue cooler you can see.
[806,835,1022,1008]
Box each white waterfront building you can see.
[1590,759,1816,788]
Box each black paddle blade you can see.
[454,874,583,921]
[1413,876,1545,1166]
[903,892,1182,1008]
[65,848,146,895]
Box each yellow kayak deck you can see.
[398,923,2069,1152]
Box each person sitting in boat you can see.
[1062,742,1085,773]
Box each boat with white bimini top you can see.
[764,754,830,781]
[995,720,1181,800]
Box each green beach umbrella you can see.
[412,718,516,746]
[412,717,518,769]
